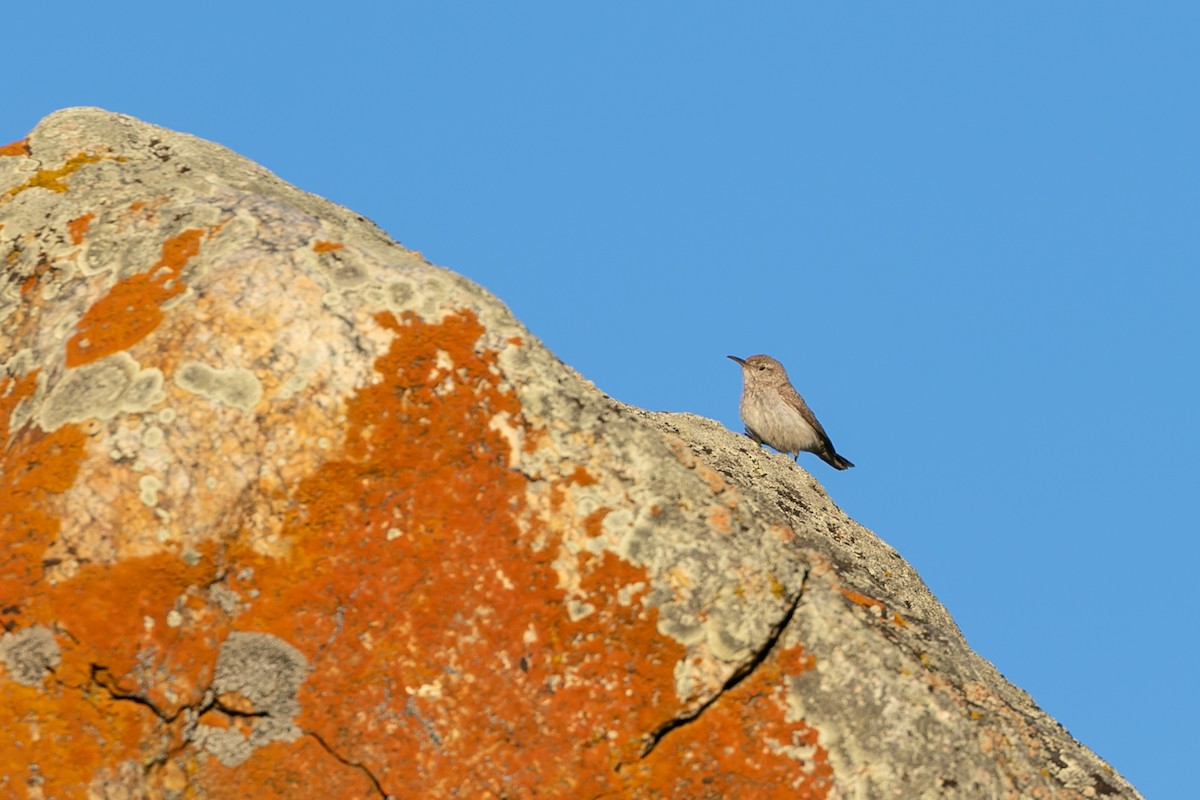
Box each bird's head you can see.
[727,354,788,385]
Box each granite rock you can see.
[0,108,1141,799]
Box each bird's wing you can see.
[788,394,839,453]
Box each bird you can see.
[728,354,854,470]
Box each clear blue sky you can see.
[7,4,1197,797]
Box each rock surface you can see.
[0,108,1141,799]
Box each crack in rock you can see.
[45,630,312,789]
[191,631,308,767]
[89,664,180,721]
[638,570,809,760]
[306,729,393,799]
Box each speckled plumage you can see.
[728,354,854,470]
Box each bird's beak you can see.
[727,355,747,367]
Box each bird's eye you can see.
[758,366,766,371]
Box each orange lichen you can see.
[0,372,134,794]
[66,226,214,366]
[842,588,907,627]
[706,503,734,534]
[312,240,344,252]
[584,507,612,537]
[197,309,695,796]
[769,522,797,543]
[67,211,95,244]
[570,465,597,486]
[842,588,884,611]
[0,370,88,608]
[629,643,832,798]
[0,677,165,797]
[15,253,56,297]
[5,303,832,794]
[2,412,225,789]
[29,549,225,714]
[694,463,728,495]
[0,138,29,157]
[2,152,108,202]
[196,738,380,799]
[213,691,257,715]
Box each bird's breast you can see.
[740,391,820,453]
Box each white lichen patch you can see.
[38,265,73,301]
[494,568,515,590]
[2,348,35,378]
[382,278,414,312]
[274,354,318,401]
[159,285,195,312]
[488,411,525,468]
[108,422,147,462]
[138,474,161,506]
[616,581,647,606]
[567,599,596,621]
[174,361,263,411]
[207,583,242,615]
[141,425,165,448]
[8,395,36,433]
[38,353,165,431]
[671,650,728,705]
[362,266,457,321]
[124,368,165,408]
[51,315,77,342]
[406,681,445,700]
[310,244,371,291]
[276,372,308,400]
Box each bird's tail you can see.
[824,451,855,470]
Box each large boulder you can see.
[0,108,1141,799]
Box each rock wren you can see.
[728,354,855,470]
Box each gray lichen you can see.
[192,632,308,767]
[0,626,62,686]
[173,361,263,411]
[38,353,165,430]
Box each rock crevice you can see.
[640,570,809,761]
